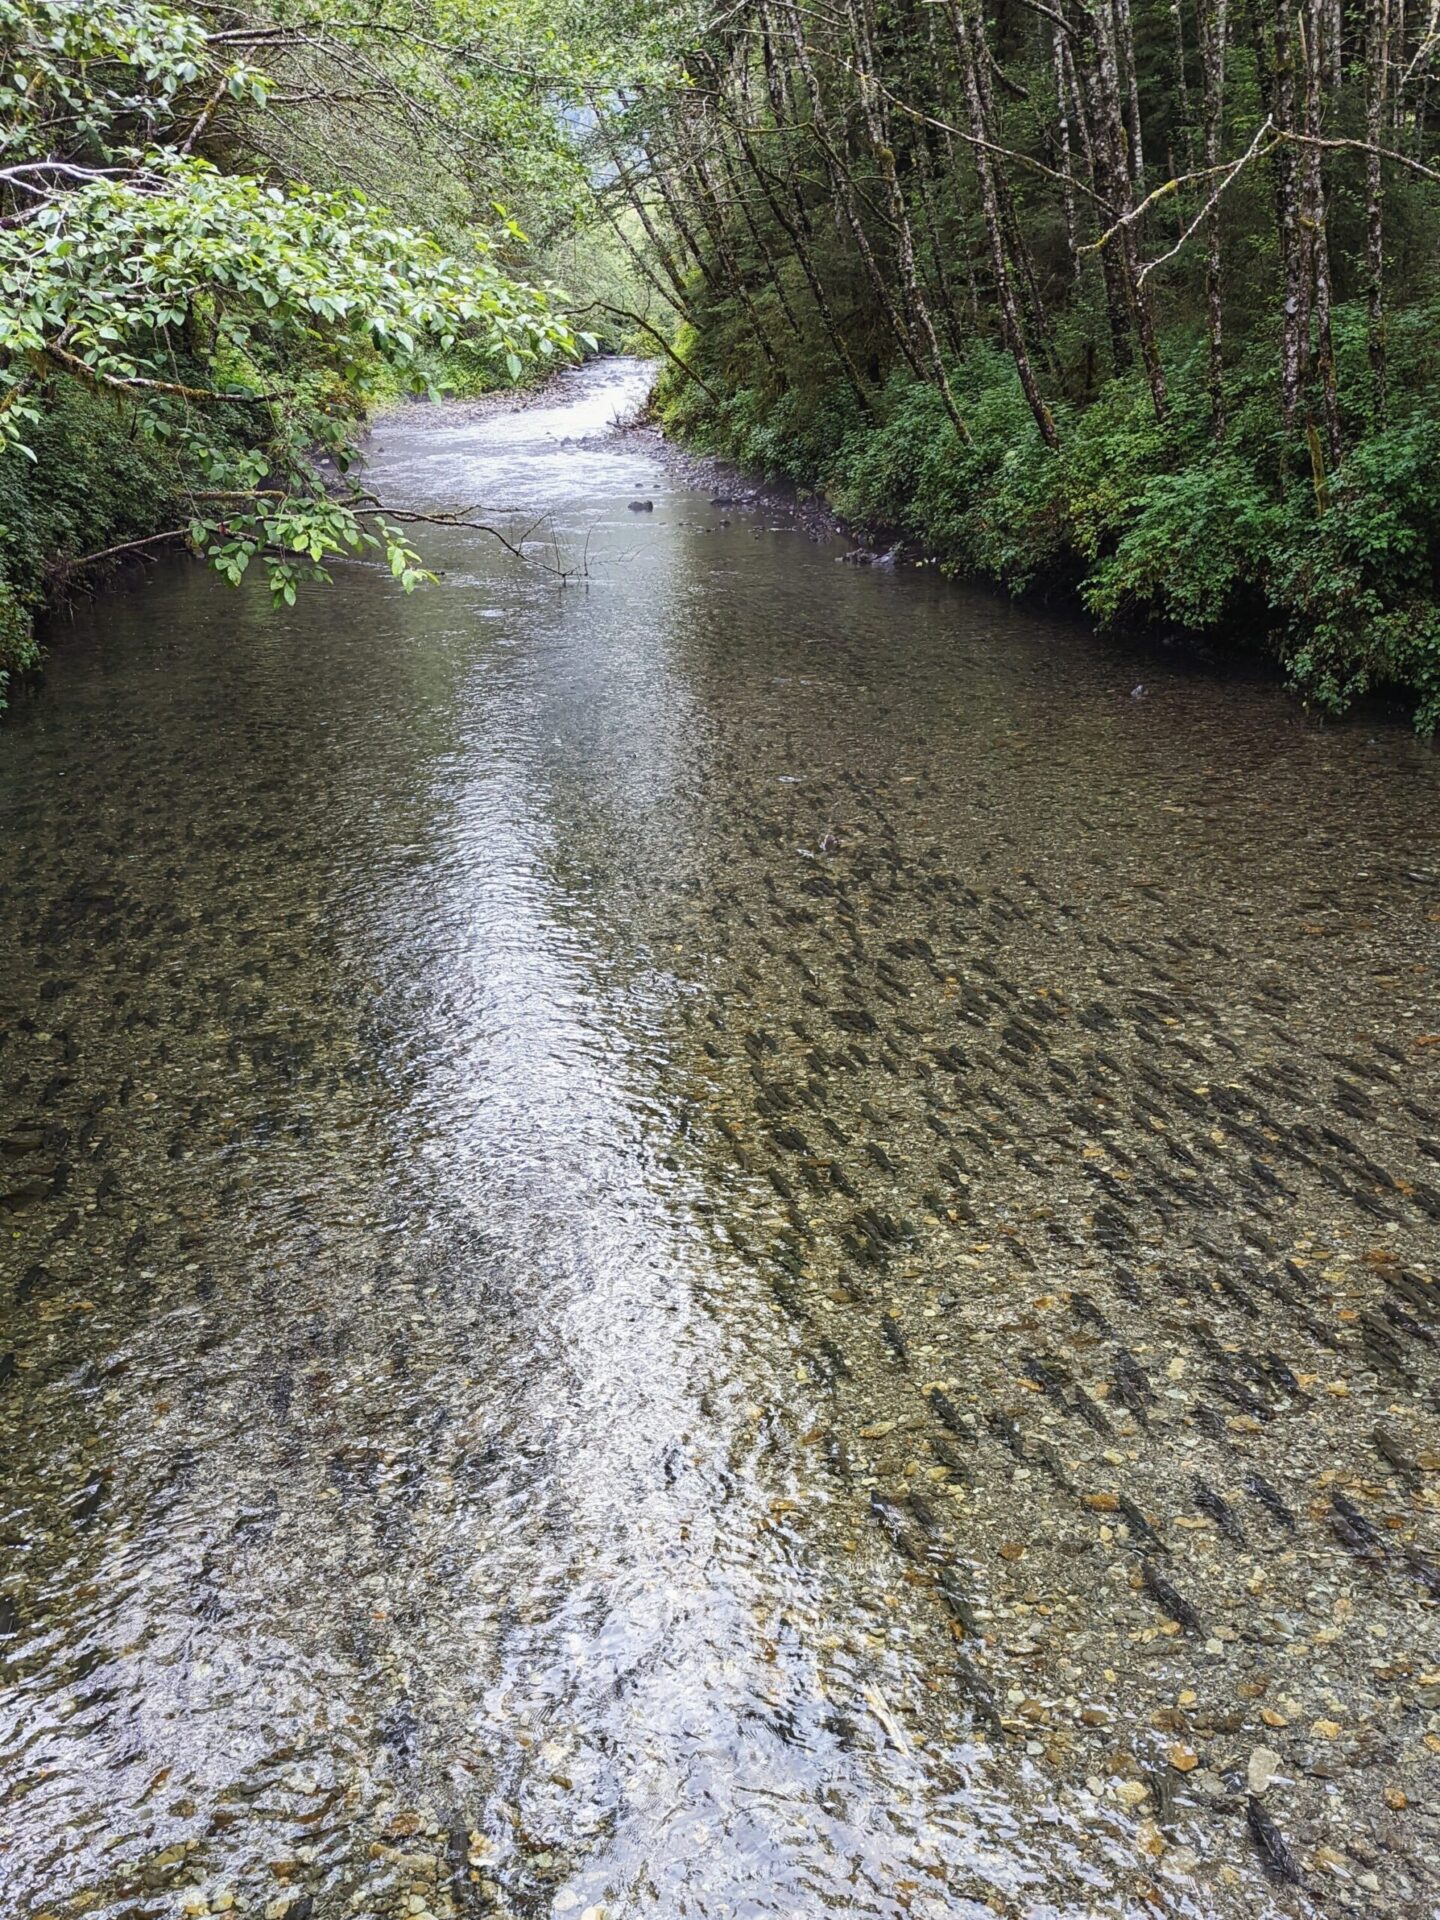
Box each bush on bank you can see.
[0,345,545,712]
[656,300,1440,731]
[0,385,189,704]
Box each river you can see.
[1,359,1437,1920]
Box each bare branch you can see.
[1080,117,1276,256]
[1138,121,1279,280]
[47,343,275,405]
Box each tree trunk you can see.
[1365,0,1390,413]
[595,108,693,312]
[1199,0,1228,437]
[1301,0,1342,462]
[781,0,926,378]
[947,0,1060,444]
[713,125,806,340]
[846,0,971,432]
[1263,0,1307,428]
[1082,0,1168,414]
[1171,0,1195,167]
[1112,0,1147,188]
[739,12,877,412]
[1054,24,1080,277]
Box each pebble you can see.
[1247,1745,1281,1794]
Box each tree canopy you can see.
[0,0,588,609]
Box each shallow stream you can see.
[1,360,1438,1920]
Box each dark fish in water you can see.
[1372,1424,1421,1489]
[953,1651,1002,1730]
[1382,1298,1435,1347]
[1247,1795,1303,1886]
[1146,1765,1177,1823]
[1019,1353,1069,1399]
[906,1491,940,1534]
[1070,1291,1114,1338]
[1140,1559,1203,1634]
[928,1387,977,1444]
[1111,1349,1156,1426]
[1402,1544,1440,1598]
[0,1176,53,1212]
[1244,1472,1297,1533]
[1189,1320,1229,1367]
[1191,1477,1246,1546]
[1359,1312,1412,1379]
[16,1264,52,1304]
[934,1563,982,1635]
[1118,1495,1166,1554]
[1031,1439,1074,1494]
[1207,1372,1274,1422]
[821,1432,853,1485]
[1215,1270,1261,1318]
[1259,1349,1302,1397]
[879,1314,909,1365]
[1330,1491,1385,1561]
[870,1491,920,1561]
[1069,1385,1112,1435]
[1191,1401,1229,1443]
[815,1335,852,1383]
[1387,1268,1435,1322]
[72,1474,106,1524]
[825,1161,860,1200]
[1112,1266,1145,1305]
[0,1351,16,1387]
[986,1409,1026,1460]
[830,1006,878,1035]
[930,1437,970,1481]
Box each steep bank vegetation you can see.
[600,0,1440,725]
[11,0,1440,724]
[0,0,623,703]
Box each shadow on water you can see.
[1,360,1438,1920]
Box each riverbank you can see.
[0,360,566,715]
[652,317,1440,735]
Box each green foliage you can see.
[0,0,601,705]
[829,359,1070,593]
[1268,419,1440,727]
[658,300,1440,728]
[0,379,186,698]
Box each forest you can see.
[4,0,1440,720]
[620,0,1440,726]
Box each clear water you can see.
[1,360,1437,1920]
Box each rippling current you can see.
[2,360,1438,1920]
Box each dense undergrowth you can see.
[0,0,637,713]
[657,299,1440,730]
[0,387,182,696]
[0,343,546,708]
